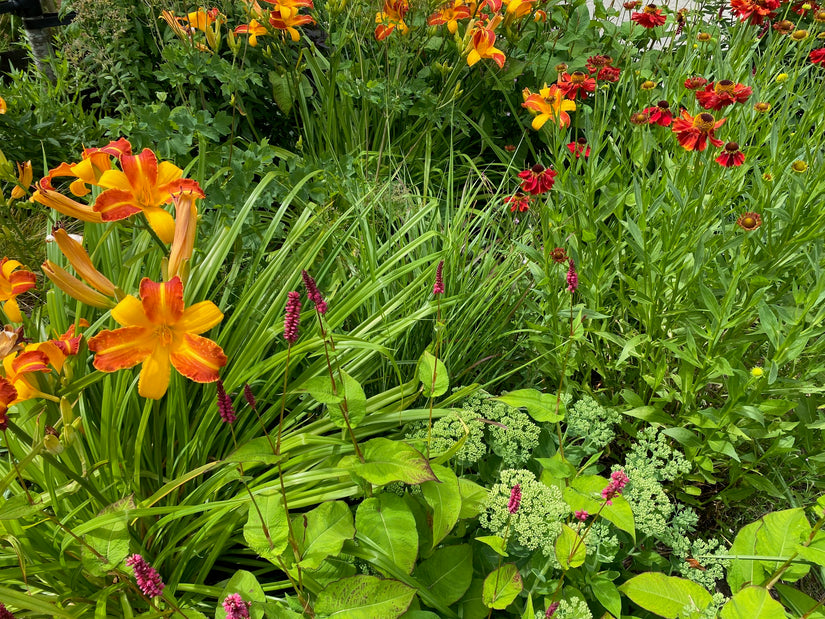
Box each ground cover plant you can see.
[1,0,825,616]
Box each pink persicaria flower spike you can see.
[283,291,302,343]
[433,260,445,295]
[507,483,522,514]
[244,384,257,410]
[566,259,579,293]
[301,270,327,314]
[601,469,629,505]
[125,554,165,598]
[216,379,236,423]
[222,593,251,619]
[575,509,588,521]
[546,602,560,617]
[0,602,16,619]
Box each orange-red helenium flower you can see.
[643,100,674,126]
[518,164,557,195]
[631,4,667,26]
[737,212,762,230]
[684,76,708,90]
[811,48,825,64]
[715,142,746,167]
[505,193,531,212]
[87,277,227,399]
[0,258,36,323]
[730,0,780,24]
[671,110,726,151]
[695,80,752,110]
[557,71,597,100]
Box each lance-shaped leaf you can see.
[419,350,448,397]
[493,389,565,422]
[482,563,522,610]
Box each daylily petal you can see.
[122,149,159,194]
[9,271,35,296]
[169,332,227,383]
[140,277,185,325]
[111,295,152,328]
[32,187,104,223]
[177,301,223,334]
[96,169,133,192]
[88,326,155,371]
[532,114,549,130]
[155,160,184,188]
[11,350,51,374]
[138,345,172,399]
[1,259,22,279]
[93,188,142,221]
[143,207,176,244]
[2,299,23,323]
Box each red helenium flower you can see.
[518,164,557,194]
[671,110,726,151]
[811,48,825,64]
[557,71,597,100]
[730,0,780,24]
[631,4,667,27]
[643,100,674,126]
[715,142,746,167]
[695,80,752,110]
[505,193,531,212]
[567,138,591,158]
[684,76,708,90]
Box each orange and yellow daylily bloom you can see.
[269,10,315,41]
[93,148,204,244]
[428,1,472,34]
[466,15,506,69]
[10,161,32,201]
[31,322,88,373]
[375,0,409,40]
[0,97,6,114]
[235,19,269,45]
[0,258,36,323]
[88,277,227,399]
[40,138,132,197]
[503,0,536,19]
[1,349,53,416]
[161,8,221,51]
[522,83,577,129]
[266,0,314,19]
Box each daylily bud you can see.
[42,261,116,309]
[52,228,117,296]
[167,191,199,282]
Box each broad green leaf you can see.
[419,350,449,398]
[243,492,289,559]
[564,476,636,542]
[415,544,473,606]
[226,436,282,465]
[315,575,415,618]
[475,536,507,556]
[81,496,133,577]
[356,494,418,575]
[776,583,825,618]
[215,570,266,619]
[294,501,355,570]
[353,438,438,486]
[796,530,825,568]
[481,564,522,610]
[555,524,586,570]
[401,612,440,619]
[493,389,565,422]
[327,370,367,429]
[719,586,787,619]
[536,453,577,482]
[269,71,294,115]
[458,478,489,519]
[458,579,487,619]
[590,575,622,618]
[619,573,712,618]
[755,508,811,582]
[302,376,345,404]
[728,518,771,592]
[422,464,461,548]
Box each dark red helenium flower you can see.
[684,76,708,90]
[301,270,327,315]
[715,142,746,167]
[567,138,591,158]
[126,554,165,598]
[643,100,673,126]
[433,260,445,295]
[695,80,752,110]
[811,48,825,64]
[518,164,557,195]
[216,379,236,423]
[507,484,522,514]
[506,193,531,212]
[557,71,597,100]
[283,291,302,344]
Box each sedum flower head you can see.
[566,395,621,452]
[672,536,730,590]
[476,394,541,467]
[535,597,592,619]
[480,469,568,556]
[408,407,487,466]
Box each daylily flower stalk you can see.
[87,277,226,399]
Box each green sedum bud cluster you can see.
[566,394,622,452]
[463,391,540,467]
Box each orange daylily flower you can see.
[503,0,536,19]
[0,97,6,114]
[0,258,36,323]
[428,1,472,34]
[235,19,269,46]
[1,349,52,416]
[467,16,506,68]
[88,277,227,399]
[375,0,409,40]
[264,0,314,19]
[33,321,88,373]
[161,8,221,51]
[522,83,577,129]
[10,161,32,200]
[40,138,132,197]
[0,376,15,429]
[269,10,315,41]
[93,148,204,244]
